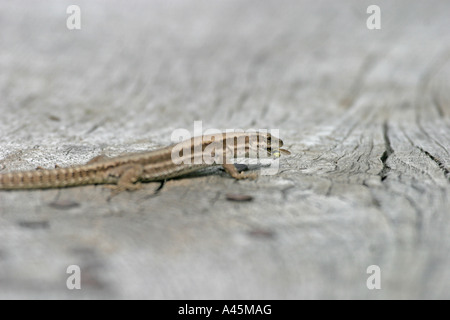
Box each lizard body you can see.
[0,132,289,191]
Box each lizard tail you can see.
[0,167,105,190]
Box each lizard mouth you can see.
[266,138,291,156]
[278,148,291,155]
[266,147,291,156]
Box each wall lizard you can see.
[0,132,290,191]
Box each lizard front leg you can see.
[222,163,258,180]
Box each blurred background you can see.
[0,0,449,299]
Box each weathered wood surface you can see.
[0,0,449,299]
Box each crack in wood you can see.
[379,121,394,181]
[417,147,450,181]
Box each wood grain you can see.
[0,0,449,299]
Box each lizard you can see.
[0,132,290,191]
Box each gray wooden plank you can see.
[0,0,449,299]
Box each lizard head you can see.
[257,133,291,158]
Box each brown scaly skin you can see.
[0,132,290,191]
